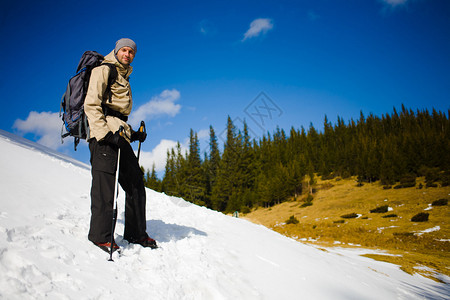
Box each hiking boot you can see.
[136,236,158,249]
[124,235,158,249]
[94,241,119,253]
[137,236,158,249]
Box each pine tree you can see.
[145,163,161,192]
[212,116,240,212]
[184,129,207,206]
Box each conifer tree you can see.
[145,163,161,192]
[184,129,206,206]
[212,116,240,212]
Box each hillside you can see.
[244,176,450,282]
[0,130,449,299]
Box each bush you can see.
[394,173,416,188]
[393,232,415,237]
[382,214,398,218]
[286,215,299,225]
[301,195,313,208]
[340,213,358,219]
[370,205,389,213]
[411,212,429,222]
[300,201,313,208]
[426,182,438,188]
[431,199,448,206]
[419,166,440,185]
[333,220,345,224]
[400,173,416,187]
[241,206,251,214]
[441,171,450,187]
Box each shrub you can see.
[419,166,440,185]
[431,199,448,206]
[382,214,398,218]
[300,201,313,208]
[301,195,313,208]
[341,213,358,219]
[441,171,450,187]
[401,173,416,186]
[333,220,345,224]
[411,212,429,222]
[286,215,299,225]
[370,205,389,213]
[393,232,415,237]
[241,206,251,214]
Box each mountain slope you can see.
[0,130,448,299]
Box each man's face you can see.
[116,47,135,66]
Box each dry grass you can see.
[244,176,450,282]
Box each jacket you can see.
[84,50,134,142]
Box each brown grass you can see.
[244,176,450,282]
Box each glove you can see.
[131,130,147,143]
[103,131,128,148]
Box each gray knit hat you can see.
[114,38,137,54]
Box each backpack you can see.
[60,51,117,150]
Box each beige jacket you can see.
[84,50,134,142]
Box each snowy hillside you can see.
[0,129,448,299]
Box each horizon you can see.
[1,0,449,176]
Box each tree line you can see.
[143,105,450,213]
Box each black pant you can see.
[88,138,148,244]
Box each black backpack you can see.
[60,51,117,150]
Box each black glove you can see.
[131,130,147,143]
[103,131,128,148]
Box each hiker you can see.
[84,38,157,251]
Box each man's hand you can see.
[131,130,147,143]
[104,130,128,148]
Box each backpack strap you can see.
[102,63,118,103]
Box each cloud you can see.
[197,129,210,140]
[13,111,63,150]
[242,18,274,41]
[128,89,181,128]
[139,139,188,173]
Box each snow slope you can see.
[0,130,449,299]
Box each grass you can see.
[243,176,450,282]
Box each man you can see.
[84,38,157,252]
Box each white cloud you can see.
[139,139,188,173]
[197,129,210,140]
[242,18,274,41]
[13,111,63,150]
[128,89,181,128]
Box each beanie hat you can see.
[114,38,137,54]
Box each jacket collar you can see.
[103,50,133,78]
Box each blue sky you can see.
[1,0,449,176]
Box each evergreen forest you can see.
[143,105,450,213]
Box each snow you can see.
[415,226,441,236]
[0,129,449,299]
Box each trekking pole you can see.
[137,120,146,162]
[109,126,124,262]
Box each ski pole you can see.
[137,120,146,162]
[109,126,123,261]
